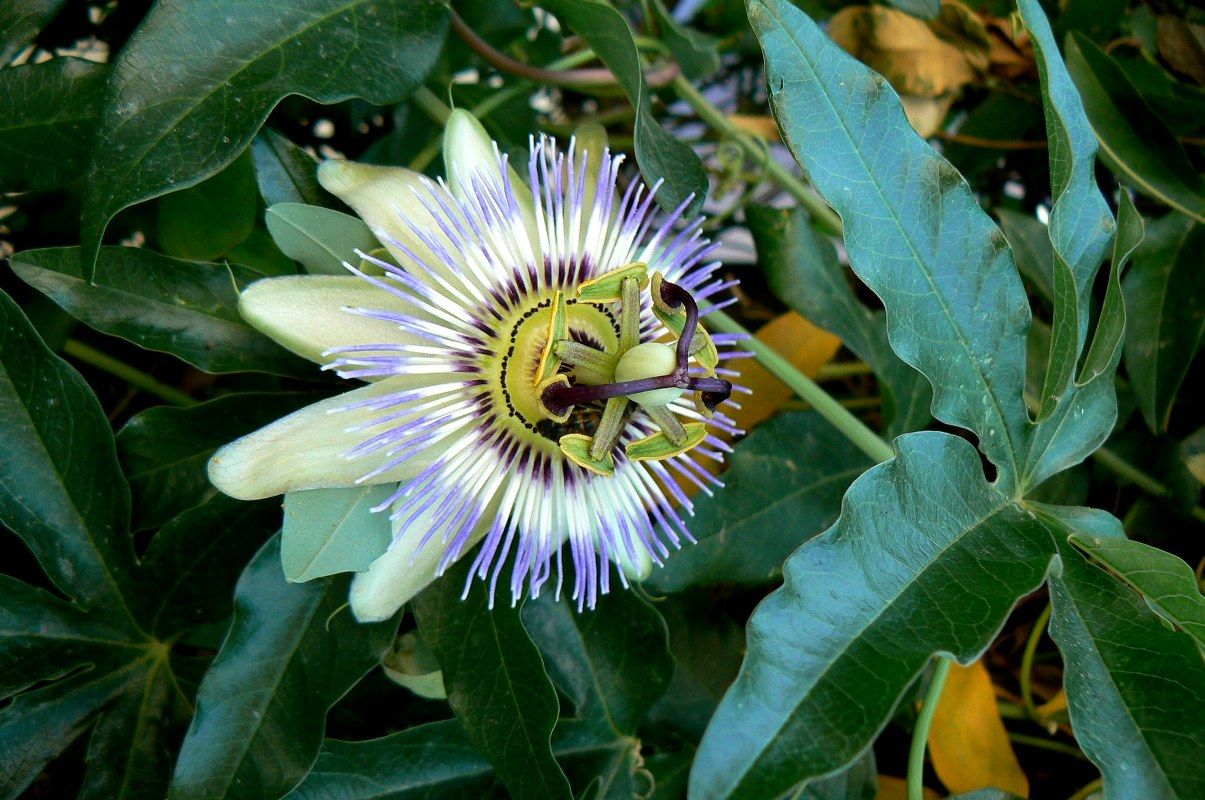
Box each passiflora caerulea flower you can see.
[208,111,746,621]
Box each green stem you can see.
[1009,732,1088,761]
[1020,603,1052,720]
[705,310,893,462]
[410,86,451,125]
[670,75,844,236]
[907,657,952,800]
[63,339,195,407]
[817,360,874,380]
[1093,446,1205,523]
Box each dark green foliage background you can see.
[1,1,1202,799]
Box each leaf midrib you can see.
[733,487,1021,794]
[758,0,1023,483]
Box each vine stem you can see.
[1020,603,1052,720]
[908,657,952,800]
[705,309,893,462]
[668,74,844,236]
[63,339,195,407]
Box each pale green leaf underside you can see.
[266,203,380,276]
[282,485,393,582]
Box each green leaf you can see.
[252,129,327,207]
[1065,32,1205,223]
[0,291,192,798]
[689,432,1056,800]
[10,246,314,377]
[265,202,379,275]
[539,0,707,217]
[648,0,720,81]
[281,485,394,582]
[412,558,573,800]
[287,718,647,800]
[1025,6,1115,423]
[79,0,450,281]
[170,534,398,800]
[746,0,1034,489]
[1122,213,1204,432]
[158,149,258,261]
[0,0,65,62]
[648,412,872,592]
[1079,190,1142,385]
[1048,531,1205,800]
[140,495,279,637]
[1068,534,1205,650]
[0,57,107,192]
[0,288,140,627]
[117,391,326,530]
[285,720,496,799]
[799,749,877,800]
[748,205,932,436]
[522,589,672,736]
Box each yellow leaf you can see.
[728,114,781,141]
[828,1,991,98]
[682,311,840,495]
[877,776,941,799]
[724,311,841,433]
[928,661,1029,797]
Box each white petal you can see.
[443,110,539,252]
[317,159,462,280]
[349,509,491,622]
[207,378,446,500]
[240,275,423,366]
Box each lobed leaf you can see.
[690,432,1056,799]
[80,0,449,280]
[748,205,932,436]
[0,0,66,62]
[157,150,258,261]
[170,535,397,800]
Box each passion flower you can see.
[208,111,746,620]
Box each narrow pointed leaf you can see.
[80,0,450,280]
[285,721,496,799]
[412,559,572,800]
[10,246,314,377]
[1048,533,1205,800]
[1122,214,1204,432]
[1065,32,1205,223]
[1021,0,1114,422]
[1068,534,1205,650]
[252,129,327,208]
[0,289,140,628]
[690,433,1055,800]
[539,0,707,216]
[169,535,398,800]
